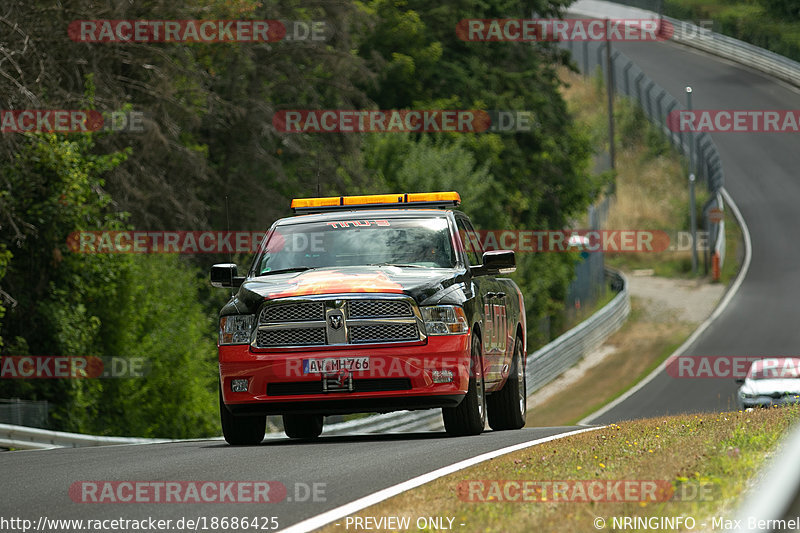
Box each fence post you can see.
[623,62,634,96]
[643,80,655,119]
[654,89,667,139]
[583,40,589,73]
[634,72,645,106]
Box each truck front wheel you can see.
[487,334,527,430]
[283,414,324,439]
[219,384,266,445]
[442,333,486,436]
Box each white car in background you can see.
[737,358,800,408]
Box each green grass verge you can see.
[319,408,800,533]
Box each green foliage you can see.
[82,255,218,438]
[0,133,216,437]
[364,133,494,212]
[757,0,800,20]
[353,0,599,343]
[361,129,593,344]
[1,0,607,436]
[0,247,11,348]
[616,100,672,159]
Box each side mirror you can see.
[211,263,245,288]
[474,250,516,276]
[735,378,745,384]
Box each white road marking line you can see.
[280,426,605,533]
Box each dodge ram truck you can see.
[211,191,527,444]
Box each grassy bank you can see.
[319,408,799,533]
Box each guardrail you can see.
[315,268,628,435]
[572,0,800,90]
[572,4,800,530]
[527,269,629,394]
[0,423,173,450]
[665,16,800,89]
[556,38,724,195]
[563,2,732,269]
[1,270,629,448]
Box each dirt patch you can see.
[627,273,725,323]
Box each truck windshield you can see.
[254,217,455,275]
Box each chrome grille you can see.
[348,300,412,318]
[254,297,423,348]
[259,302,324,323]
[350,323,419,344]
[257,328,326,346]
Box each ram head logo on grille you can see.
[328,314,343,330]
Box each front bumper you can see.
[739,394,800,409]
[219,334,470,416]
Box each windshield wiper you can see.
[369,263,429,268]
[261,266,314,275]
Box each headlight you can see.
[219,314,255,345]
[421,305,469,335]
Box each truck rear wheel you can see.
[219,384,266,445]
[283,414,324,439]
[487,334,526,431]
[443,334,486,436]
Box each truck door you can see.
[455,215,504,387]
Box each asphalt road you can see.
[589,39,800,423]
[0,427,580,531]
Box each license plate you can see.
[302,357,370,374]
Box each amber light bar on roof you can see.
[291,191,461,213]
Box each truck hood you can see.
[236,265,463,310]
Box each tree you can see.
[353,0,600,342]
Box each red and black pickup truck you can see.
[211,192,527,444]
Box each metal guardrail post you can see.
[622,62,634,96]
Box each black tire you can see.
[219,384,266,445]
[282,414,324,439]
[443,334,486,436]
[487,334,527,431]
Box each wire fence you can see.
[557,32,727,274]
[0,398,49,428]
[559,38,724,195]
[565,199,609,316]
